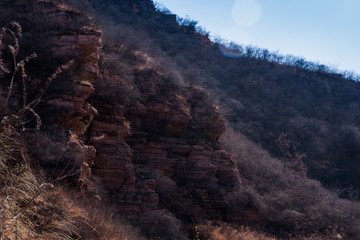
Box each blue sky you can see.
[153,0,360,74]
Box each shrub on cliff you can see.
[139,210,189,240]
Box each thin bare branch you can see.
[4,44,17,105]
[25,107,42,130]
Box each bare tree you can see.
[277,132,307,175]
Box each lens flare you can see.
[232,0,262,26]
[218,44,243,58]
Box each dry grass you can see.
[0,131,78,240]
[198,221,345,240]
[50,189,146,240]
[0,130,144,240]
[198,222,275,240]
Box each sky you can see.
[153,0,360,74]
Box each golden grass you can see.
[44,187,146,240]
[198,222,276,240]
[0,131,143,240]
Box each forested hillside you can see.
[69,0,360,193]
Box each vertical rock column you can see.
[26,1,102,191]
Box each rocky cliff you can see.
[90,62,242,219]
[0,0,102,193]
[0,0,254,224]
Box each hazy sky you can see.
[154,0,360,74]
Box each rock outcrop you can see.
[89,62,242,220]
[2,0,255,224]
[0,0,101,190]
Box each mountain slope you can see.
[1,0,360,239]
[70,0,360,193]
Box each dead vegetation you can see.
[222,127,360,239]
[197,221,275,240]
[0,130,145,239]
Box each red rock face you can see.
[0,1,101,134]
[2,0,256,223]
[1,0,102,190]
[88,64,243,219]
[34,2,101,191]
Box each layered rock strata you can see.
[90,65,242,220]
